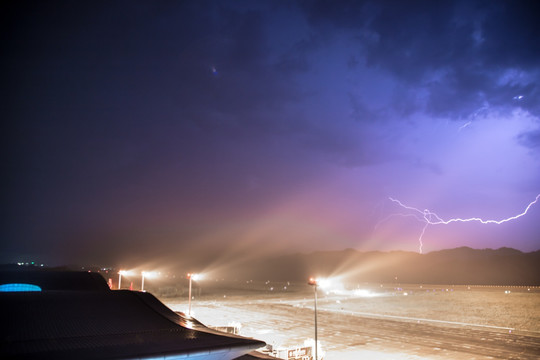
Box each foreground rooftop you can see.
[0,270,266,359]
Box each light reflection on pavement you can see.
[163,284,540,359]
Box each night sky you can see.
[3,0,540,267]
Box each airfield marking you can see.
[311,306,517,331]
[274,295,539,333]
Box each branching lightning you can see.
[387,194,540,253]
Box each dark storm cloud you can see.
[302,0,540,119]
[3,0,306,173]
[2,0,540,264]
[274,42,312,74]
[2,1,303,258]
[3,1,297,132]
[518,129,540,149]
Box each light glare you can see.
[142,271,159,278]
[317,278,332,289]
[188,273,203,281]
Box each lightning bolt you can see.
[458,121,471,131]
[387,194,540,253]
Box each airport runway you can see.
[169,296,540,359]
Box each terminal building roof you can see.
[0,270,266,360]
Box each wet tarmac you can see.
[164,285,540,359]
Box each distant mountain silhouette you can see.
[227,247,540,285]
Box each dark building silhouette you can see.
[0,270,266,359]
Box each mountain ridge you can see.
[228,246,540,285]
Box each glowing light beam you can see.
[387,194,540,253]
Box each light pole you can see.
[118,270,129,290]
[308,277,319,360]
[141,271,158,292]
[141,271,147,291]
[187,273,202,316]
